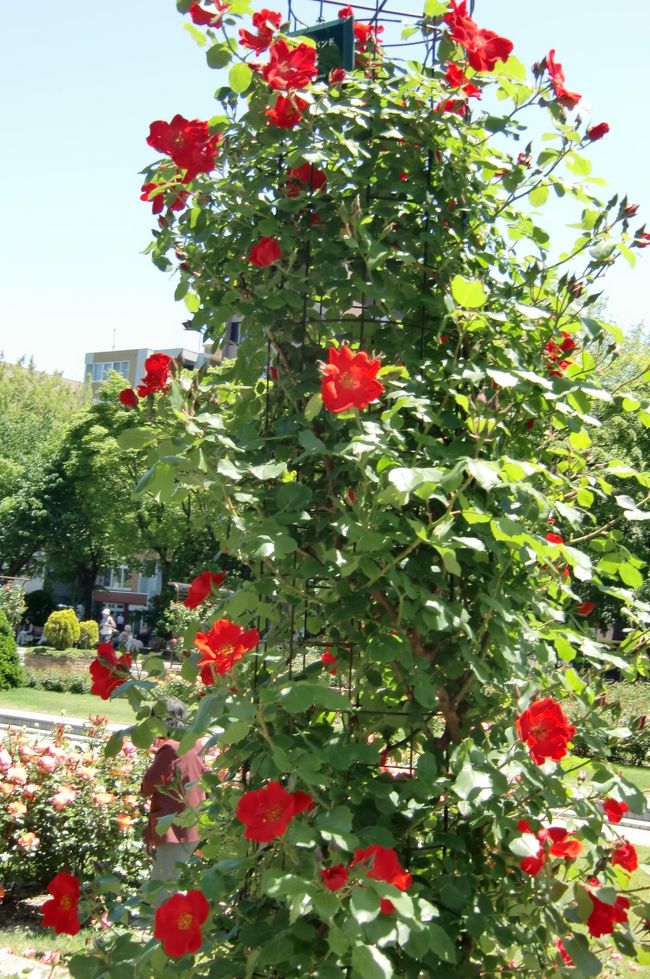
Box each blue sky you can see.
[0,0,648,380]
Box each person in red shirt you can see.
[141,698,206,898]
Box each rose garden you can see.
[1,1,650,976]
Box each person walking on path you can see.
[141,698,206,898]
[99,608,116,643]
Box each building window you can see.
[90,361,129,382]
[107,565,130,590]
[228,320,242,344]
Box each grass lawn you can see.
[620,765,650,796]
[0,688,134,726]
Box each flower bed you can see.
[0,718,147,897]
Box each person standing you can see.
[99,608,116,643]
[141,698,206,895]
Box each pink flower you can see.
[17,832,40,851]
[51,786,77,811]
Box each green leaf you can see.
[304,392,323,422]
[115,427,155,450]
[206,43,232,69]
[424,0,449,14]
[467,459,501,491]
[452,764,493,802]
[229,63,253,93]
[279,682,351,714]
[427,922,458,962]
[249,461,287,480]
[451,275,487,309]
[351,944,394,979]
[566,152,592,177]
[562,936,602,976]
[619,563,643,588]
[350,886,380,924]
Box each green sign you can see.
[291,17,355,78]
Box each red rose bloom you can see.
[546,532,564,545]
[380,898,395,915]
[444,1,513,73]
[118,388,138,409]
[585,882,630,938]
[611,840,638,873]
[287,163,327,197]
[516,697,576,764]
[351,845,413,892]
[576,601,595,616]
[184,571,226,609]
[545,827,583,860]
[140,182,189,215]
[546,50,581,109]
[624,203,639,217]
[353,21,384,56]
[556,940,575,967]
[154,890,210,957]
[188,2,227,27]
[329,67,347,85]
[89,644,132,700]
[265,94,308,128]
[321,865,349,891]
[262,39,318,92]
[436,97,468,117]
[136,352,174,397]
[586,122,610,142]
[147,114,222,183]
[444,61,482,98]
[321,344,384,413]
[194,619,259,684]
[239,8,282,54]
[519,846,546,877]
[40,872,81,935]
[248,236,283,267]
[236,780,314,842]
[603,798,629,824]
[337,5,353,16]
[321,650,337,674]
[634,232,650,248]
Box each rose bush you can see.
[64,1,650,976]
[0,719,147,895]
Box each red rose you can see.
[89,644,132,700]
[516,697,576,764]
[545,827,582,860]
[236,780,314,842]
[634,232,650,248]
[576,601,595,616]
[624,203,639,217]
[545,532,564,545]
[147,115,222,183]
[444,61,482,98]
[603,798,629,824]
[556,940,575,967]
[380,899,395,915]
[444,1,512,73]
[337,5,353,16]
[611,840,638,873]
[154,890,210,957]
[321,865,349,891]
[140,182,189,215]
[546,50,581,109]
[265,94,307,128]
[519,846,546,877]
[118,388,138,409]
[321,649,337,674]
[351,845,412,892]
[585,882,630,938]
[321,344,384,413]
[194,619,259,684]
[239,8,282,54]
[517,819,534,834]
[347,487,357,504]
[184,571,226,609]
[40,872,81,935]
[262,39,318,92]
[287,163,327,197]
[136,352,174,397]
[329,68,347,85]
[188,2,227,27]
[248,236,282,267]
[586,122,610,142]
[353,21,384,56]
[436,97,468,117]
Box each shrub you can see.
[0,722,148,894]
[78,620,99,648]
[43,609,81,651]
[24,588,57,627]
[21,668,92,694]
[0,609,22,691]
[0,583,26,632]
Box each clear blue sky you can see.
[0,1,648,380]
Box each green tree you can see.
[0,359,87,575]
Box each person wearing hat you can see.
[99,608,117,643]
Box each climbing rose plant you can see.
[71,1,650,976]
